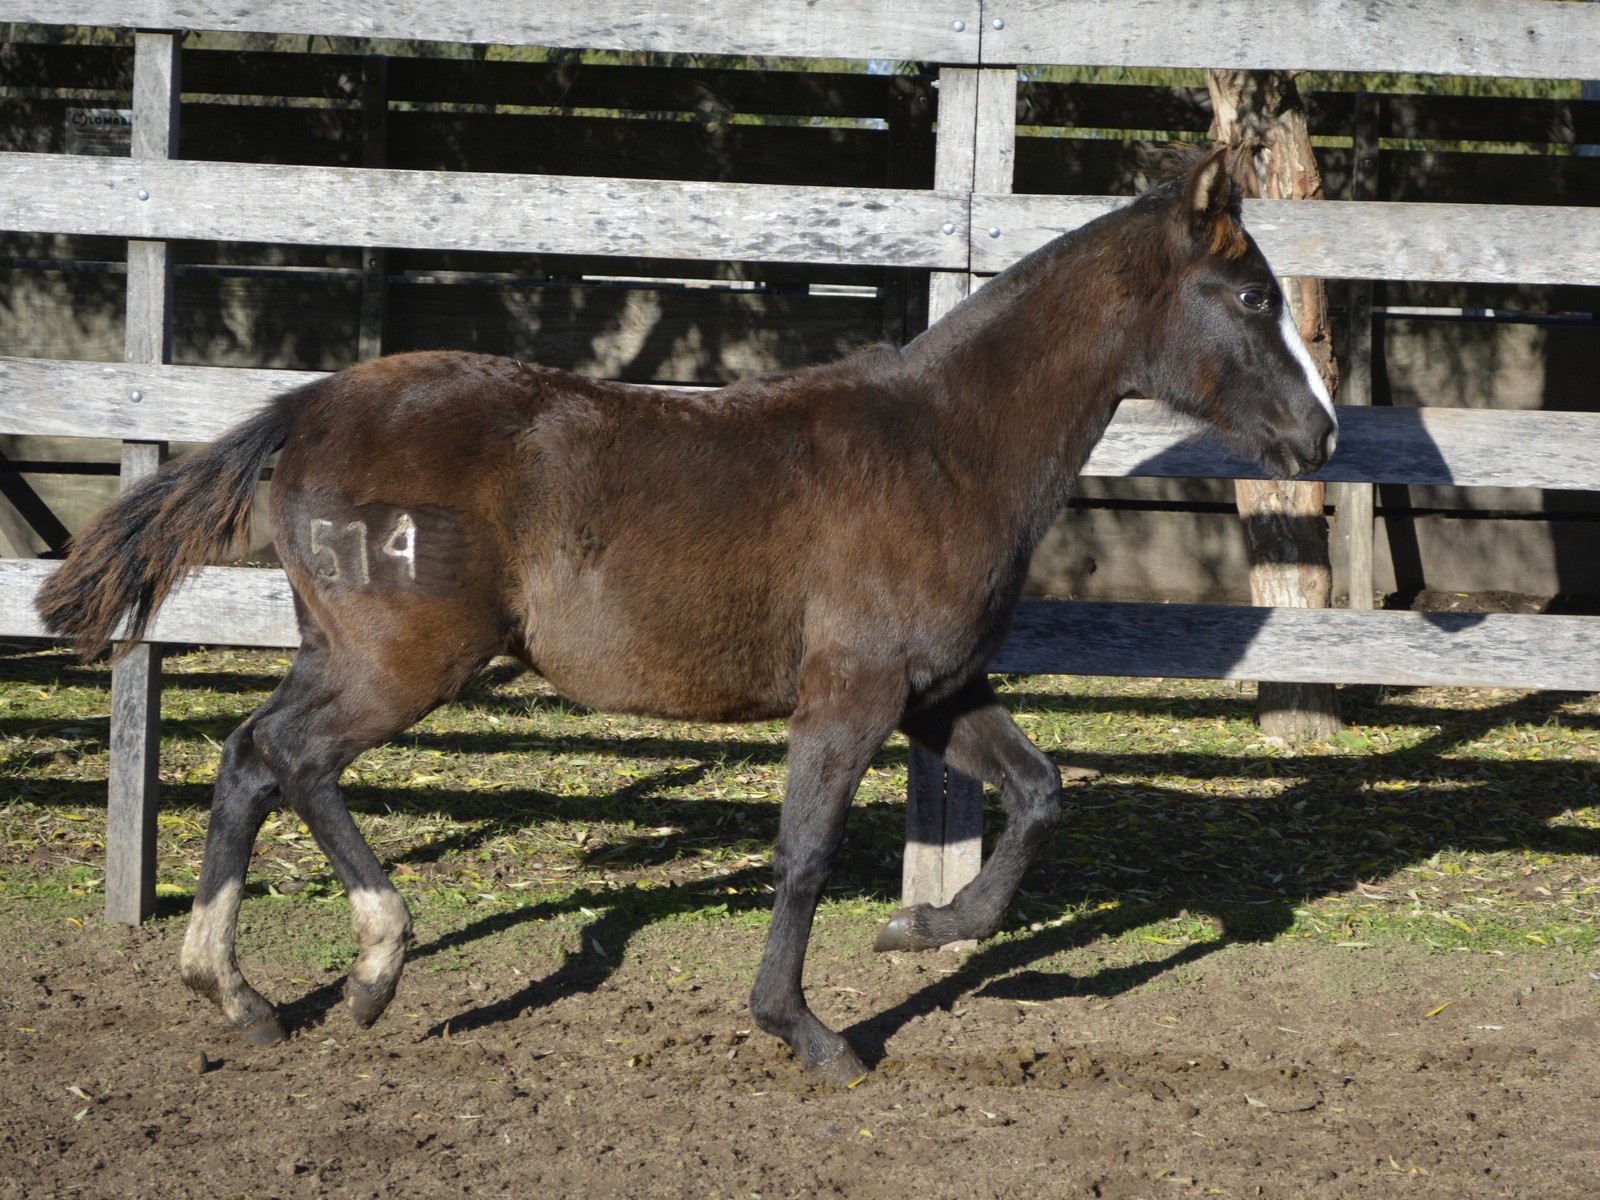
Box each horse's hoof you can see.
[241,1014,288,1046]
[873,907,936,953]
[809,1044,870,1089]
[344,977,395,1028]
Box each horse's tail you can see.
[35,387,311,662]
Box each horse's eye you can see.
[1238,287,1271,312]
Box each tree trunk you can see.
[1207,70,1342,742]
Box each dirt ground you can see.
[3,901,1598,1200]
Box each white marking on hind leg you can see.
[180,880,272,1028]
[348,885,413,997]
[1276,288,1337,424]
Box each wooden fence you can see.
[1,0,1597,925]
[5,44,1598,599]
[5,32,1599,600]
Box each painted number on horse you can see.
[278,485,466,595]
[309,514,417,586]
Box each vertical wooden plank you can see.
[358,54,389,361]
[927,266,971,319]
[901,744,946,904]
[1335,93,1378,611]
[926,67,981,325]
[106,611,163,924]
[905,65,981,910]
[924,65,1016,318]
[902,746,984,906]
[972,67,1017,198]
[124,28,179,370]
[904,66,1017,915]
[941,763,984,901]
[932,71,980,195]
[1337,284,1375,608]
[105,30,179,927]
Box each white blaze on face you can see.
[1275,284,1338,426]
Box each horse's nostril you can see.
[1322,426,1339,463]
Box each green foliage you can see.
[1302,71,1581,100]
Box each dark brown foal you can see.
[37,148,1336,1082]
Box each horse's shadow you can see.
[409,860,781,1040]
[12,636,1579,1058]
[400,851,1274,1054]
[295,681,1597,1062]
[843,922,1231,1066]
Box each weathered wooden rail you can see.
[1,0,1597,925]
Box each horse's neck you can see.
[905,237,1135,539]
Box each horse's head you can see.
[1129,147,1338,480]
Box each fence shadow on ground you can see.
[397,688,1595,1053]
[2,642,1595,1053]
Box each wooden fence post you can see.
[1334,93,1379,611]
[924,68,979,322]
[881,75,935,345]
[105,30,179,926]
[358,54,389,361]
[902,65,1015,915]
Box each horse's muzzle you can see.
[1278,414,1339,479]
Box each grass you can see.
[2,642,1598,976]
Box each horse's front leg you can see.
[749,678,899,1084]
[875,677,1065,952]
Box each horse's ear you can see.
[1179,146,1247,258]
[1185,147,1231,217]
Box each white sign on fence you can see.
[64,108,132,156]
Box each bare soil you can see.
[4,901,1598,1200]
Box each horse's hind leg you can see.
[243,641,427,1031]
[874,677,1064,952]
[288,779,412,1029]
[181,629,477,1043]
[179,718,288,1044]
